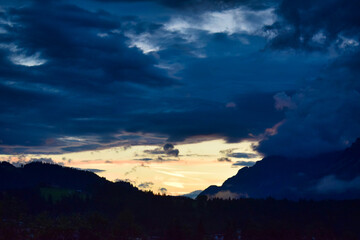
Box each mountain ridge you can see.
[201,138,360,200]
[0,161,139,195]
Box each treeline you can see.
[1,186,360,240]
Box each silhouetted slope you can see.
[0,162,136,194]
[201,138,360,200]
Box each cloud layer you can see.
[0,0,359,159]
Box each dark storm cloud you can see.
[3,0,348,157]
[0,0,287,154]
[267,0,360,51]
[257,51,360,157]
[0,1,178,153]
[129,93,283,143]
[7,3,174,87]
[253,0,360,158]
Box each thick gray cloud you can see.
[253,0,360,158]
[0,0,286,154]
[267,0,360,51]
[257,56,360,157]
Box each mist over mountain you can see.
[201,138,360,200]
[181,190,203,199]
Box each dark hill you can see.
[201,138,360,200]
[0,161,136,194]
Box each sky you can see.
[1,0,360,195]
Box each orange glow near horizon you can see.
[0,139,261,196]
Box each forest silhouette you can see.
[1,162,360,240]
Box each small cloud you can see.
[219,148,258,163]
[219,148,238,155]
[83,168,105,173]
[97,32,109,38]
[163,143,179,157]
[10,52,47,67]
[135,156,178,162]
[155,156,179,162]
[232,161,256,167]
[158,187,168,194]
[120,145,131,151]
[312,31,327,44]
[124,164,150,176]
[144,143,180,157]
[227,152,258,159]
[217,157,232,162]
[124,166,138,176]
[138,181,154,190]
[135,158,153,161]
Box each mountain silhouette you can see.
[0,161,137,194]
[201,138,360,200]
[1,155,360,239]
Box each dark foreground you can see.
[1,162,360,240]
[1,188,360,240]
